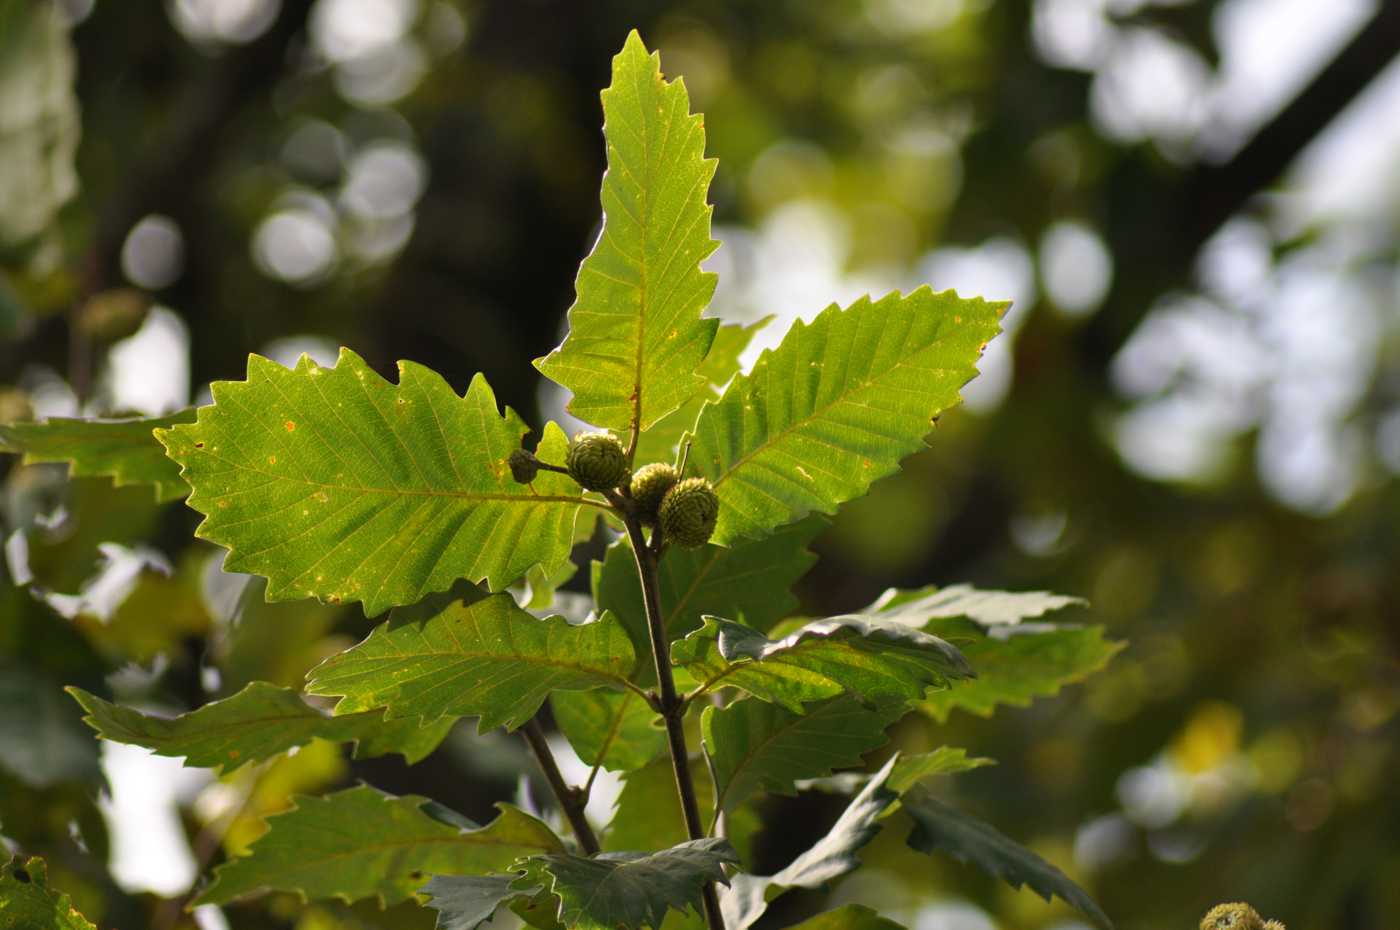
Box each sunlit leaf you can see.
[306,583,636,731]
[0,412,195,503]
[860,586,1118,721]
[0,856,97,930]
[673,615,971,712]
[720,756,899,930]
[702,696,896,816]
[902,788,1112,928]
[158,349,599,615]
[869,584,1087,626]
[515,838,738,930]
[195,785,563,907]
[68,681,454,773]
[551,689,665,773]
[689,288,1003,545]
[633,318,771,467]
[534,30,719,436]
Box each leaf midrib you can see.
[180,444,606,508]
[709,330,971,491]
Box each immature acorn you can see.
[566,430,628,491]
[658,477,719,548]
[1200,904,1276,930]
[508,448,540,484]
[629,462,680,525]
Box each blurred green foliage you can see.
[1,2,1397,930]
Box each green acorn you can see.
[566,430,628,491]
[508,448,540,484]
[658,477,719,548]
[629,463,679,525]
[1200,904,1268,930]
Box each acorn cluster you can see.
[509,431,719,548]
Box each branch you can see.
[521,717,600,856]
[623,514,724,930]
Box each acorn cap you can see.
[629,462,680,525]
[658,477,719,548]
[566,430,628,491]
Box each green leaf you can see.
[720,756,899,930]
[673,615,972,712]
[902,789,1112,929]
[0,663,101,789]
[0,412,195,503]
[551,689,665,773]
[157,349,597,615]
[0,856,98,930]
[534,30,719,436]
[795,747,994,796]
[515,838,738,930]
[887,748,996,792]
[702,696,896,817]
[306,583,636,731]
[690,287,1004,545]
[593,516,823,678]
[859,586,1117,721]
[605,754,709,853]
[917,621,1122,722]
[633,318,771,468]
[869,584,1087,626]
[784,906,907,930]
[195,785,564,907]
[423,874,534,930]
[67,681,454,773]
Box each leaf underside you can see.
[158,348,591,616]
[306,583,635,731]
[720,756,900,930]
[673,615,972,712]
[0,411,195,502]
[535,29,719,435]
[67,681,454,772]
[423,874,532,930]
[869,584,1087,627]
[858,586,1119,721]
[195,785,563,907]
[690,286,1004,545]
[902,789,1113,929]
[516,837,738,930]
